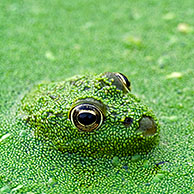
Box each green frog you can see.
[20,72,159,158]
[0,72,161,193]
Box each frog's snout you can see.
[137,116,157,136]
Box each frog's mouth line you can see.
[137,116,157,136]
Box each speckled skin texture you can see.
[1,0,194,192]
[0,72,193,193]
[0,73,163,193]
[20,73,160,158]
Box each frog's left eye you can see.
[69,103,104,132]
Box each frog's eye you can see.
[115,73,131,92]
[69,103,104,132]
[102,72,131,92]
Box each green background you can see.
[0,0,193,193]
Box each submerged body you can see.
[0,72,162,193]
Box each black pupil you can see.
[78,112,97,125]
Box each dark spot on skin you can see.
[122,165,129,172]
[122,165,128,170]
[123,117,133,127]
[25,117,30,123]
[56,113,63,118]
[83,86,90,91]
[46,111,54,117]
[111,111,118,117]
[49,95,57,100]
[137,116,157,136]
[152,161,170,174]
[155,161,169,167]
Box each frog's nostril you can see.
[123,117,133,127]
[138,116,157,136]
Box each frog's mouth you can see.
[137,116,157,136]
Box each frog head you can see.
[20,72,160,158]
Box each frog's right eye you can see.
[69,103,104,132]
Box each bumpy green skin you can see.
[0,73,169,194]
[20,73,159,158]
